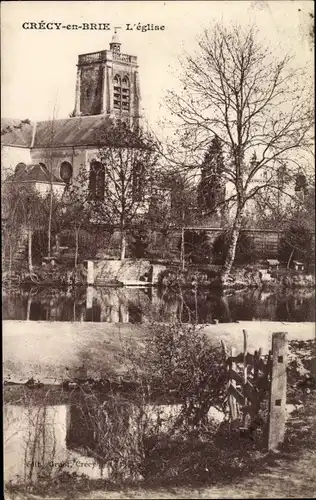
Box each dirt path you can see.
[7,448,315,500]
[69,449,316,499]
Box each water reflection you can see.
[2,286,315,323]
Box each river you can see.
[2,285,315,323]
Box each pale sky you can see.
[1,0,314,132]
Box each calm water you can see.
[2,286,315,323]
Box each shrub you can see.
[139,322,227,429]
[129,228,151,258]
[278,225,314,266]
[212,230,256,265]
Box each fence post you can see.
[228,347,238,422]
[268,332,288,451]
[242,329,250,428]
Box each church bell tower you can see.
[74,31,140,126]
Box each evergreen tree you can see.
[198,135,225,214]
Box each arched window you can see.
[113,75,121,110]
[59,161,73,184]
[121,76,130,111]
[295,174,307,192]
[89,160,105,200]
[113,74,130,111]
[295,174,307,202]
[15,162,26,175]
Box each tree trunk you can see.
[55,233,60,253]
[221,209,243,285]
[48,184,53,258]
[120,230,126,260]
[75,227,80,267]
[9,245,12,277]
[26,291,32,320]
[180,227,185,270]
[287,247,295,270]
[28,227,33,273]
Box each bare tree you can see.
[165,23,313,283]
[38,100,60,258]
[60,172,92,267]
[2,181,44,274]
[90,123,159,260]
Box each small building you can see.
[4,163,65,198]
[293,260,305,271]
[265,259,280,270]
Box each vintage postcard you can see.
[2,1,315,499]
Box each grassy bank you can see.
[159,265,315,290]
[3,321,315,384]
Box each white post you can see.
[86,260,94,285]
[86,286,94,310]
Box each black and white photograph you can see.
[2,1,315,498]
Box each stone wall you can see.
[93,259,152,285]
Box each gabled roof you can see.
[6,164,63,184]
[34,115,114,148]
[1,115,114,149]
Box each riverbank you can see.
[4,261,315,290]
[3,320,315,384]
[159,266,315,290]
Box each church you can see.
[1,32,141,198]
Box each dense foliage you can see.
[178,230,211,264]
[129,228,151,258]
[278,225,314,267]
[212,231,256,265]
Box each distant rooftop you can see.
[6,164,63,184]
[1,115,114,149]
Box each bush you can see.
[212,230,256,265]
[138,322,227,429]
[178,230,211,264]
[278,225,314,266]
[129,228,151,258]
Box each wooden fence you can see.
[222,330,288,451]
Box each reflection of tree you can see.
[156,288,232,324]
[276,293,315,322]
[3,286,315,323]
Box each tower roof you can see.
[110,28,121,49]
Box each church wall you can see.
[34,181,65,197]
[30,147,87,181]
[1,145,32,176]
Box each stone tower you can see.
[74,31,140,126]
